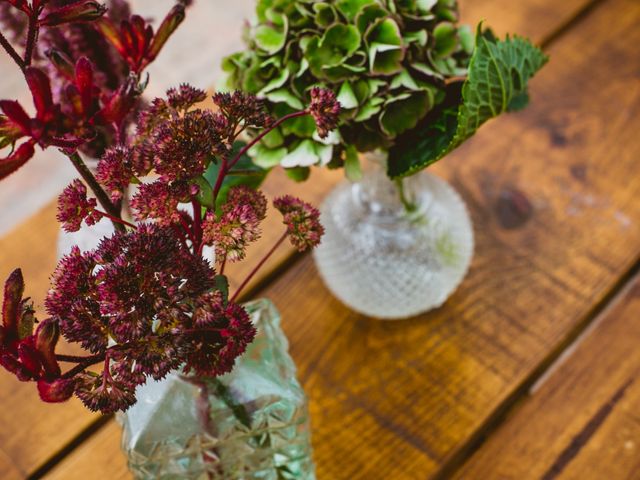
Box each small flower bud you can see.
[2,269,24,337]
[35,319,61,377]
[37,378,76,403]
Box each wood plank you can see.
[44,0,640,479]
[455,274,640,479]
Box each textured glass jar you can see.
[118,299,315,480]
[313,153,474,319]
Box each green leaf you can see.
[433,22,458,58]
[265,88,304,109]
[366,18,405,75]
[251,143,288,168]
[336,0,377,21]
[380,90,432,138]
[355,4,387,33]
[344,144,362,181]
[257,68,289,95]
[204,142,268,210]
[313,3,337,26]
[213,275,229,305]
[388,26,548,178]
[280,139,319,167]
[254,12,288,55]
[193,176,214,208]
[354,96,384,121]
[337,82,359,109]
[285,166,311,182]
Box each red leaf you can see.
[75,57,94,115]
[25,68,54,123]
[0,141,35,180]
[0,100,31,136]
[17,339,42,376]
[147,5,185,65]
[38,1,107,27]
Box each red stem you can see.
[61,354,105,379]
[24,8,40,67]
[55,353,103,363]
[95,210,137,229]
[192,199,203,253]
[0,30,25,72]
[227,111,308,171]
[211,157,228,206]
[230,231,287,303]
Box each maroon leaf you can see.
[25,68,54,123]
[75,57,94,115]
[0,100,31,136]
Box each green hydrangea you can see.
[224,0,547,179]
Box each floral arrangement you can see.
[0,0,339,414]
[223,0,548,179]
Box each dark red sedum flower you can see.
[273,195,325,252]
[308,86,341,139]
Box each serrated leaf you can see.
[388,26,548,178]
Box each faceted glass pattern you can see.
[118,299,315,479]
[314,157,474,319]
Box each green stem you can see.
[211,378,252,429]
[395,178,417,213]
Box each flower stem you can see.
[192,198,203,253]
[95,210,137,229]
[56,353,103,363]
[67,152,125,232]
[395,178,417,213]
[227,111,307,171]
[61,354,105,379]
[0,30,25,72]
[230,231,287,303]
[24,8,40,67]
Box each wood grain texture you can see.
[455,274,640,480]
[43,0,640,479]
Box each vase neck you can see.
[353,152,429,220]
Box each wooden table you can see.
[1,0,639,478]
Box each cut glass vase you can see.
[313,154,474,319]
[116,299,315,480]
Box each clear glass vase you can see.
[118,299,315,480]
[313,153,474,319]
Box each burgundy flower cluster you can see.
[0,3,341,413]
